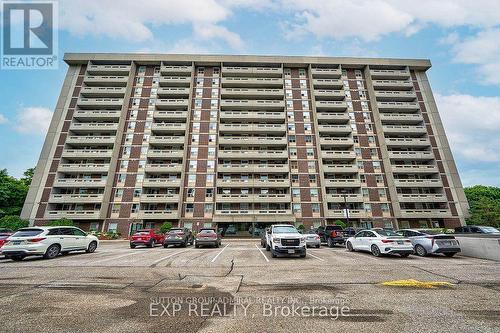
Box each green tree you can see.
[0,215,29,231]
[464,185,500,228]
[20,168,35,186]
[47,218,74,226]
[160,222,173,233]
[0,169,29,218]
[334,219,347,228]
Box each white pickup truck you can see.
[265,224,306,258]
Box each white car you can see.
[1,226,99,261]
[266,224,306,258]
[345,229,413,257]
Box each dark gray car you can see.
[397,229,461,257]
[163,228,194,248]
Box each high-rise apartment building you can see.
[21,54,469,236]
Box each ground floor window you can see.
[108,223,118,233]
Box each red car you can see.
[0,229,14,250]
[130,229,165,248]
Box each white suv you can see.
[1,226,99,261]
[266,224,306,258]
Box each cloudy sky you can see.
[0,0,499,186]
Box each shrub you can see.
[0,215,29,231]
[160,222,173,234]
[297,224,305,231]
[334,220,347,228]
[46,218,74,227]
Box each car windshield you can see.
[200,230,215,234]
[306,230,317,234]
[135,230,150,235]
[169,229,183,233]
[273,226,298,233]
[12,229,44,237]
[418,229,441,235]
[479,226,500,233]
[376,229,401,237]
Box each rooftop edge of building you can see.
[63,53,431,70]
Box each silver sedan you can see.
[397,229,461,257]
[304,231,321,248]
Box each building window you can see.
[293,203,301,213]
[111,205,120,214]
[205,188,213,198]
[185,204,194,213]
[114,189,123,198]
[292,188,300,197]
[108,222,118,232]
[363,203,372,212]
[312,203,320,213]
[310,188,318,197]
[187,188,195,197]
[204,203,213,213]
[288,135,296,143]
[131,204,139,213]
[134,188,142,197]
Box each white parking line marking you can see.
[90,252,138,264]
[211,244,229,263]
[308,253,325,261]
[150,250,189,267]
[255,244,269,262]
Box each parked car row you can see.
[129,228,221,249]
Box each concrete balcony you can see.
[319,137,354,146]
[49,193,104,203]
[372,80,414,90]
[159,76,191,86]
[315,100,348,111]
[324,179,361,187]
[312,78,343,89]
[69,122,119,132]
[374,91,417,101]
[391,165,439,174]
[146,149,184,158]
[388,151,434,160]
[137,210,179,219]
[370,69,410,79]
[221,77,283,88]
[145,164,183,173]
[220,88,283,99]
[77,98,123,109]
[325,209,370,218]
[394,179,443,187]
[218,164,289,173]
[153,111,188,120]
[219,111,285,121]
[377,102,420,112]
[219,123,286,133]
[142,178,182,187]
[218,136,287,146]
[80,87,126,97]
[58,164,110,173]
[379,113,423,123]
[151,123,187,132]
[311,68,341,78]
[399,209,451,218]
[66,136,115,146]
[155,99,189,110]
[321,151,357,160]
[72,110,121,120]
[397,194,447,202]
[216,193,291,203]
[87,64,130,75]
[325,194,364,202]
[53,178,107,187]
[215,209,292,216]
[160,65,193,75]
[218,150,288,159]
[318,124,352,134]
[148,136,185,145]
[61,149,113,158]
[217,179,290,187]
[314,89,345,100]
[156,87,190,97]
[323,164,358,173]
[83,76,128,86]
[385,138,430,147]
[140,193,180,203]
[382,125,427,135]
[220,99,285,110]
[46,210,101,220]
[316,113,350,122]
[222,66,283,77]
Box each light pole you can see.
[342,192,350,228]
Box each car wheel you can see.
[44,244,61,259]
[261,241,266,248]
[327,238,334,248]
[189,238,194,245]
[400,253,410,258]
[86,241,97,253]
[130,244,136,249]
[415,244,427,257]
[181,241,187,248]
[271,251,277,258]
[444,253,456,257]
[215,242,220,248]
[195,242,199,249]
[346,241,354,252]
[147,240,154,248]
[371,244,381,257]
[265,243,270,251]
[316,244,320,248]
[163,243,168,248]
[10,255,24,261]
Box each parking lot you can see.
[1,239,499,333]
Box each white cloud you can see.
[0,114,7,124]
[15,107,53,135]
[450,28,500,85]
[57,0,244,49]
[435,93,500,163]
